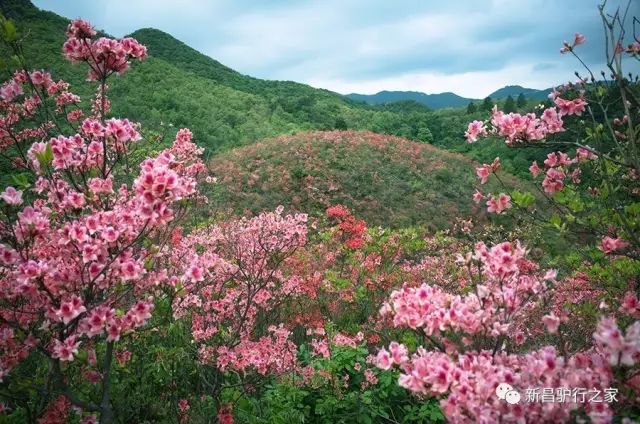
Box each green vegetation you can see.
[207,130,531,228]
[0,0,559,186]
[0,0,550,226]
[0,0,437,153]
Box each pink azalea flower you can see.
[599,236,629,254]
[472,190,484,203]
[476,165,491,184]
[486,193,512,214]
[0,186,23,206]
[56,295,86,324]
[542,313,560,334]
[376,348,392,370]
[389,342,409,364]
[52,336,81,361]
[529,161,542,177]
[620,291,640,318]
[465,120,486,143]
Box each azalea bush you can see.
[0,16,205,423]
[374,4,640,423]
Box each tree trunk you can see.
[99,341,115,424]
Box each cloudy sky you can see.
[33,0,640,98]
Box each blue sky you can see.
[33,0,640,98]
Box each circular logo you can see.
[495,383,513,400]
[496,383,521,404]
[505,390,521,405]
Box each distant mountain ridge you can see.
[347,90,473,109]
[347,85,551,109]
[487,85,550,100]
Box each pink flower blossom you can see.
[593,316,640,366]
[376,348,392,370]
[529,161,541,177]
[486,193,512,214]
[542,313,560,334]
[472,190,484,203]
[52,336,81,361]
[56,295,86,324]
[1,186,23,205]
[464,120,486,143]
[178,399,190,413]
[576,146,597,161]
[599,236,629,254]
[542,168,565,194]
[620,291,640,318]
[476,165,491,184]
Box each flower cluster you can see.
[170,208,308,375]
[209,325,298,375]
[379,346,612,423]
[528,150,589,194]
[465,93,586,146]
[0,69,78,158]
[134,129,202,224]
[326,204,367,249]
[376,241,628,422]
[381,241,550,339]
[560,32,586,54]
[0,23,205,424]
[593,317,640,366]
[63,19,147,80]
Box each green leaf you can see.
[549,214,562,229]
[35,143,53,168]
[2,19,17,41]
[10,173,30,190]
[144,257,154,271]
[510,190,535,208]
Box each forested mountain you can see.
[0,0,555,189]
[0,0,439,151]
[346,90,475,109]
[487,84,550,100]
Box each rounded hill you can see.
[207,130,527,228]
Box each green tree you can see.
[503,95,516,113]
[417,125,433,143]
[481,96,493,111]
[334,117,348,130]
[516,93,526,108]
[466,101,477,114]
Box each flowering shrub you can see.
[165,207,308,411]
[376,241,629,422]
[464,25,638,260]
[0,17,203,423]
[2,3,640,423]
[376,5,640,423]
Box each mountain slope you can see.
[1,0,435,151]
[207,130,530,228]
[129,28,348,105]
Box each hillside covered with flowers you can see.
[0,1,639,423]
